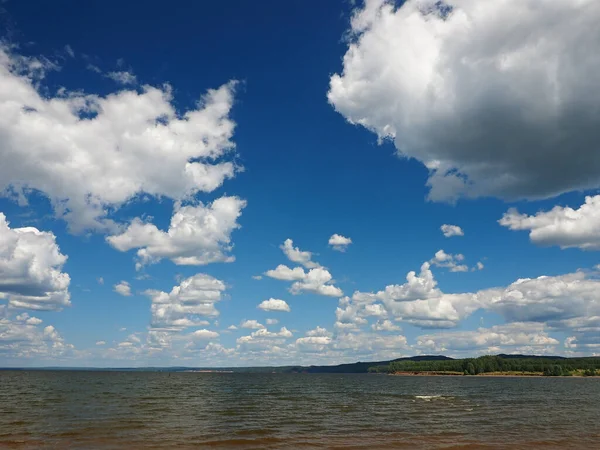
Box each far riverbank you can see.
[391,371,600,377]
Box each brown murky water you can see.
[1,371,599,449]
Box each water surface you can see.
[1,371,599,449]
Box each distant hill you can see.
[289,355,453,373]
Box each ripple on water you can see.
[1,372,599,449]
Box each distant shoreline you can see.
[390,371,600,378]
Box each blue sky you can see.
[1,0,600,367]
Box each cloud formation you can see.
[344,260,600,351]
[0,46,239,232]
[329,0,600,202]
[241,319,265,329]
[281,239,319,268]
[143,273,226,330]
[265,264,343,298]
[500,195,600,250]
[0,213,71,311]
[113,281,132,297]
[264,264,306,281]
[289,267,343,297]
[441,224,463,238]
[258,298,291,312]
[430,250,468,272]
[0,315,74,361]
[417,323,559,354]
[107,196,246,268]
[105,71,137,85]
[328,234,352,251]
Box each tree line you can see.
[368,355,600,376]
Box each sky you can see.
[1,0,599,367]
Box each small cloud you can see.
[192,329,219,340]
[106,71,137,86]
[441,224,464,238]
[258,298,291,312]
[227,325,238,330]
[252,275,263,280]
[113,281,132,296]
[96,341,106,346]
[86,63,102,73]
[266,318,279,325]
[241,320,265,329]
[431,249,468,272]
[64,45,75,58]
[119,327,127,332]
[281,239,320,268]
[97,277,104,285]
[328,234,352,252]
[372,320,401,332]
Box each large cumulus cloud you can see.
[329,0,600,202]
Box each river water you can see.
[1,371,599,449]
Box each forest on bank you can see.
[368,355,600,376]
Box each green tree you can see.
[467,362,476,375]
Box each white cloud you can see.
[0,46,240,232]
[500,195,600,250]
[306,326,331,337]
[328,234,352,252]
[346,258,600,350]
[441,224,463,238]
[280,239,319,268]
[482,272,600,325]
[348,262,483,328]
[430,249,468,272]
[192,329,219,340]
[264,264,306,281]
[113,281,132,297]
[236,327,293,350]
[107,196,246,268]
[95,341,106,346]
[240,319,265,329]
[0,316,75,361]
[252,275,263,280]
[372,319,401,332]
[290,267,343,297]
[335,294,382,330]
[475,262,484,271]
[265,264,343,298]
[265,318,278,325]
[97,277,104,285]
[328,0,600,202]
[296,335,332,350]
[143,273,226,330]
[258,298,291,312]
[333,332,408,356]
[417,323,559,354]
[0,213,71,311]
[15,313,43,326]
[106,71,137,85]
[227,325,238,330]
